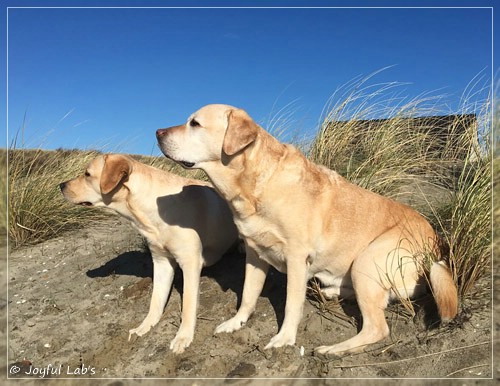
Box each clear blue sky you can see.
[3,1,494,156]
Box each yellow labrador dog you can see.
[156,104,458,356]
[60,154,238,353]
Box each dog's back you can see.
[119,158,238,264]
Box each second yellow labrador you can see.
[60,154,238,353]
[156,104,458,356]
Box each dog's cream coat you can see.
[157,104,458,356]
[60,154,238,353]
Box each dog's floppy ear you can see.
[100,154,132,195]
[222,108,259,156]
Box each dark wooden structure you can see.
[327,114,478,161]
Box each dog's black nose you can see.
[156,128,168,138]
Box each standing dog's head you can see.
[60,154,132,207]
[156,104,261,169]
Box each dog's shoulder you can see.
[279,145,344,194]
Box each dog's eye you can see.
[190,119,201,127]
[84,171,90,177]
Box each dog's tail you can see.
[429,261,458,321]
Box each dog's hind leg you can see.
[128,254,176,340]
[315,281,390,356]
[315,226,427,357]
[315,236,402,356]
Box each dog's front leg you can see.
[215,247,269,334]
[128,255,176,340]
[264,256,308,349]
[169,257,203,354]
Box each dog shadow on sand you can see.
[85,243,291,329]
[85,245,442,335]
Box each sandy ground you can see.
[3,216,498,384]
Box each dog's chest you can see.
[233,211,288,272]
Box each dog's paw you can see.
[128,322,153,341]
[314,344,348,358]
[214,317,246,334]
[170,332,193,354]
[264,331,296,350]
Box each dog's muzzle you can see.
[59,182,93,206]
[156,128,195,168]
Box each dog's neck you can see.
[203,129,291,218]
[104,165,174,236]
